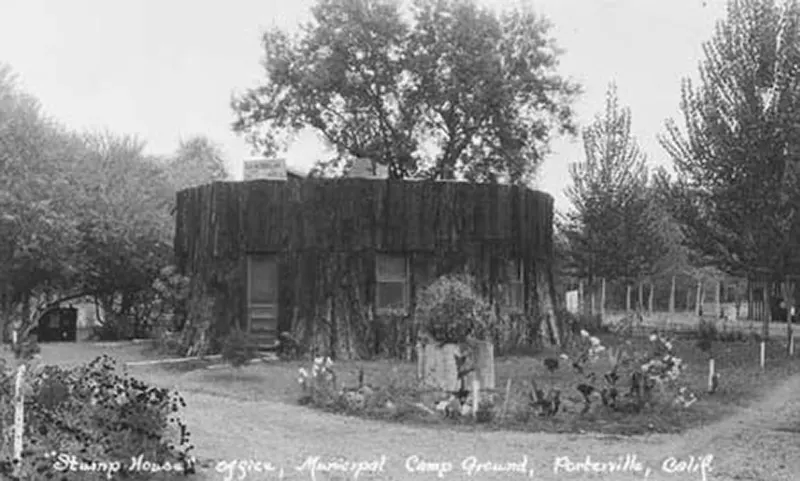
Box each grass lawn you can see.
[167,334,800,436]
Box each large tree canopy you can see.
[0,63,234,339]
[231,0,580,183]
[660,0,800,280]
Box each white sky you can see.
[0,0,727,212]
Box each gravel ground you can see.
[145,367,800,481]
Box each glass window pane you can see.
[377,282,406,310]
[377,255,406,281]
[249,256,278,304]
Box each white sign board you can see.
[243,158,287,181]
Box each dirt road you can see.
[158,369,800,481]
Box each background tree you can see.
[660,0,800,336]
[0,63,180,340]
[164,135,229,191]
[563,84,666,293]
[231,0,580,183]
[0,65,87,336]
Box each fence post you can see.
[648,280,654,315]
[600,278,606,321]
[715,280,721,319]
[695,280,702,316]
[669,276,676,314]
[626,285,632,312]
[638,282,644,311]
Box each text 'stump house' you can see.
[173,176,561,359]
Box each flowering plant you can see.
[298,356,336,390]
[565,329,607,375]
[640,333,683,384]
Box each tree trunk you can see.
[715,279,722,319]
[578,279,585,316]
[590,284,596,316]
[638,282,644,311]
[328,296,337,361]
[747,278,753,320]
[686,285,691,313]
[782,278,794,355]
[648,281,654,314]
[416,341,495,391]
[600,278,606,320]
[468,340,496,389]
[762,282,771,339]
[669,276,676,314]
[626,285,632,312]
[695,280,702,316]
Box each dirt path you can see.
[146,369,800,481]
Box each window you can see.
[247,255,279,344]
[376,254,409,313]
[502,259,524,311]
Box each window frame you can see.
[375,253,410,315]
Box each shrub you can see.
[89,314,137,341]
[696,319,717,353]
[0,355,193,480]
[415,275,495,344]
[220,328,259,367]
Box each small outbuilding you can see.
[173,177,561,359]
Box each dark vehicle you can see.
[36,306,78,342]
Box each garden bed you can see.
[173,335,800,436]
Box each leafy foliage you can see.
[660,0,800,279]
[562,83,683,285]
[220,328,260,368]
[0,63,231,344]
[231,0,580,182]
[163,135,229,192]
[414,275,495,344]
[0,355,194,481]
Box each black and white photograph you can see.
[1,0,799,479]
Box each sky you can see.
[0,0,728,212]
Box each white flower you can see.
[649,334,658,342]
[593,345,606,353]
[559,353,569,360]
[297,376,305,385]
[590,337,601,347]
[324,357,334,368]
[580,329,589,338]
[435,400,448,412]
[664,342,673,350]
[299,368,308,378]
[460,404,472,416]
[663,355,671,362]
[314,357,324,365]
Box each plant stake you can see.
[501,379,512,420]
[760,341,766,369]
[707,358,715,393]
[471,379,480,418]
